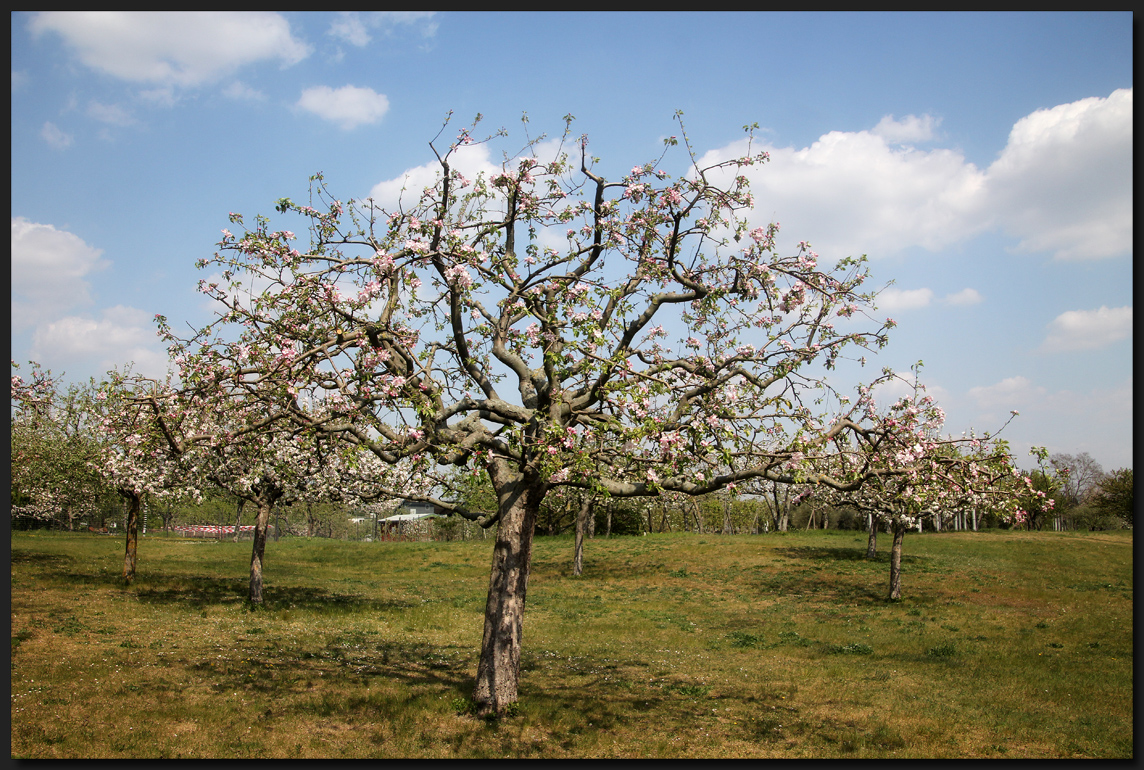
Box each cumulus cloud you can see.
[27,11,310,89]
[698,130,987,260]
[1039,305,1132,352]
[871,114,940,144]
[877,287,934,312]
[12,217,108,328]
[329,11,438,46]
[86,101,135,126]
[942,288,983,306]
[31,305,170,380]
[296,84,389,130]
[222,81,267,101]
[368,141,500,208]
[40,121,74,150]
[983,88,1132,260]
[694,89,1131,263]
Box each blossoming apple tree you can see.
[810,369,1029,599]
[163,113,904,714]
[92,369,202,583]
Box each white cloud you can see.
[694,89,1131,263]
[877,287,933,312]
[222,81,267,101]
[368,141,500,208]
[296,85,389,130]
[984,88,1132,260]
[966,375,1045,411]
[28,11,310,88]
[329,12,371,46]
[40,121,74,150]
[329,11,438,46]
[943,288,983,306]
[12,69,29,89]
[86,101,136,126]
[12,217,108,328]
[871,114,940,144]
[31,305,170,380]
[697,130,987,260]
[1040,305,1132,352]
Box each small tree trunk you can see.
[866,514,877,559]
[605,501,613,538]
[248,493,278,604]
[889,521,906,600]
[234,498,245,542]
[722,496,733,535]
[572,495,592,577]
[473,464,545,716]
[122,491,141,584]
[587,504,595,539]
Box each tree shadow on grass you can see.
[134,579,421,614]
[10,549,75,566]
[39,568,421,614]
[774,545,924,565]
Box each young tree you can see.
[1016,448,1064,532]
[813,371,1028,599]
[93,370,198,583]
[164,113,900,714]
[141,381,371,603]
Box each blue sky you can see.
[11,11,1133,471]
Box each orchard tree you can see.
[11,362,115,529]
[139,379,391,603]
[1016,448,1064,531]
[813,370,1028,600]
[93,370,200,583]
[163,113,902,714]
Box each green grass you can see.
[9,528,1133,758]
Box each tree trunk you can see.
[234,498,245,542]
[866,514,877,559]
[605,501,613,538]
[473,465,545,716]
[248,494,277,604]
[572,495,592,577]
[122,491,141,584]
[889,521,906,600]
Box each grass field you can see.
[10,528,1133,758]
